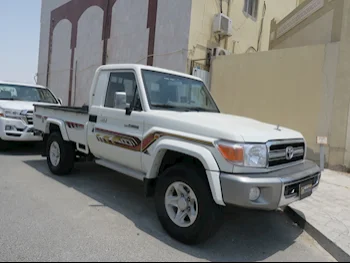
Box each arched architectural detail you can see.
[46,0,158,105]
[46,0,116,105]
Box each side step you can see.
[95,159,145,181]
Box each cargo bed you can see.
[33,104,90,152]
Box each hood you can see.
[149,111,303,143]
[0,100,58,111]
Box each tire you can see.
[0,138,8,151]
[46,132,75,175]
[155,164,223,245]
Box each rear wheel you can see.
[46,132,75,175]
[155,164,223,245]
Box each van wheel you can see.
[155,164,223,245]
[46,132,75,175]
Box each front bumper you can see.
[0,117,42,142]
[220,160,321,211]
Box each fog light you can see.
[249,187,261,201]
[5,125,16,131]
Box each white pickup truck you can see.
[33,64,321,244]
[0,81,61,149]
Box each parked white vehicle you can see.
[0,81,61,149]
[33,64,321,244]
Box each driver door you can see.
[94,70,144,172]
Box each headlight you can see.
[216,141,267,168]
[244,144,267,167]
[0,109,22,120]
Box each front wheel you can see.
[155,164,223,245]
[46,132,75,175]
[0,138,8,151]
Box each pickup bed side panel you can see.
[34,106,89,149]
[145,138,225,206]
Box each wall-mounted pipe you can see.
[224,0,232,50]
[257,1,267,51]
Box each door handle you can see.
[124,124,139,130]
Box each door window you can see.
[104,72,142,111]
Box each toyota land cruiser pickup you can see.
[33,64,321,244]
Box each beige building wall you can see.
[210,44,339,165]
[268,0,350,169]
[330,0,350,169]
[270,0,344,50]
[187,0,298,66]
[272,9,334,50]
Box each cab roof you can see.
[96,64,204,83]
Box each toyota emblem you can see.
[286,146,294,160]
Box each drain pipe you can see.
[225,0,232,50]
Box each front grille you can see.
[268,139,305,167]
[284,173,320,198]
[25,111,33,125]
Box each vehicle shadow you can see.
[24,159,303,262]
[0,142,42,156]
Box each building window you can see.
[243,0,259,20]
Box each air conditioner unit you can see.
[211,47,231,57]
[213,13,233,37]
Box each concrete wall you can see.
[107,0,191,73]
[153,0,191,73]
[107,0,149,65]
[187,0,298,65]
[210,44,339,165]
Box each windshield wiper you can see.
[152,104,178,109]
[0,98,15,101]
[184,107,215,112]
[152,104,215,112]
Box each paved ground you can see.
[291,169,350,257]
[0,145,335,262]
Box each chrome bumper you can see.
[220,160,321,211]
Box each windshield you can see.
[141,70,219,113]
[0,84,58,103]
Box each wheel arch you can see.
[45,119,70,141]
[145,139,225,206]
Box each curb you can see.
[285,206,350,262]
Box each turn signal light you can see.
[217,143,244,163]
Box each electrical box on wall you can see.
[213,13,233,37]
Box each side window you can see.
[104,72,142,111]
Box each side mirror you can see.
[114,92,130,109]
[57,98,63,105]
